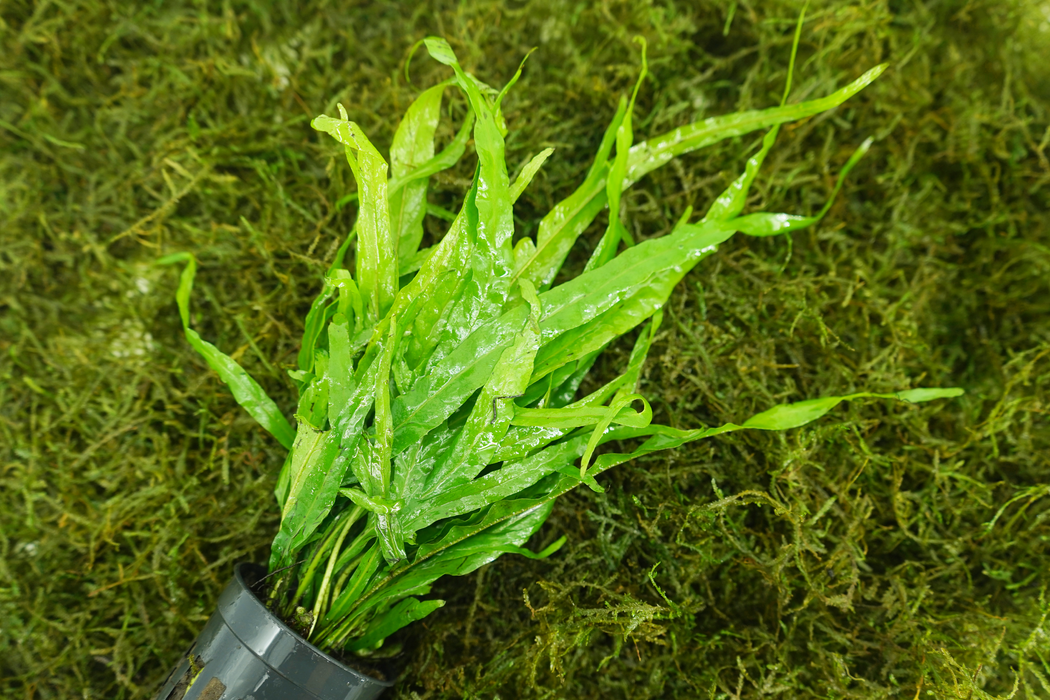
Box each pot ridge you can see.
[153,563,392,700]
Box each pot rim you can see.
[233,562,396,688]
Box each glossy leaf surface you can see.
[158,253,295,449]
[161,35,965,660]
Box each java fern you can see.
[161,33,961,656]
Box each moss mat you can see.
[2,1,1049,697]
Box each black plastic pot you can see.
[153,563,393,700]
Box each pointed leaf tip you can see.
[894,387,964,403]
[424,37,458,67]
[858,63,889,88]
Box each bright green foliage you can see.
[156,252,297,449]
[6,2,1048,698]
[164,34,963,656]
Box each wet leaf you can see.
[313,109,398,322]
[510,147,555,203]
[164,35,963,660]
[346,597,445,653]
[157,253,295,448]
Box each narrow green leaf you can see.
[330,270,363,334]
[585,37,647,272]
[421,280,542,497]
[281,419,334,513]
[624,65,887,187]
[741,395,849,431]
[509,148,555,203]
[742,387,965,431]
[309,507,361,636]
[329,524,377,585]
[894,387,965,402]
[424,36,515,299]
[387,112,475,198]
[297,281,335,374]
[426,202,458,221]
[371,317,397,498]
[398,245,434,277]
[531,220,737,380]
[403,437,588,530]
[510,400,651,430]
[366,318,406,563]
[269,420,342,569]
[321,544,382,629]
[512,64,888,290]
[702,126,780,223]
[388,82,448,264]
[295,365,329,429]
[389,110,475,274]
[734,138,874,237]
[353,498,560,626]
[494,47,536,114]
[390,84,446,178]
[346,597,445,652]
[312,108,398,322]
[329,224,358,272]
[608,308,662,405]
[157,253,295,449]
[580,394,652,477]
[510,97,628,291]
[546,347,605,408]
[340,488,401,514]
[422,37,458,66]
[275,453,293,506]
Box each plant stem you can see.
[326,524,377,604]
[313,541,382,645]
[308,505,363,637]
[284,508,351,616]
[328,552,365,610]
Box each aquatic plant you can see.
[162,29,960,657]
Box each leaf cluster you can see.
[163,30,961,657]
[2,1,1048,698]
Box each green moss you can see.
[1,1,1048,698]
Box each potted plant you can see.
[155,30,960,700]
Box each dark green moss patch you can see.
[1,1,1048,697]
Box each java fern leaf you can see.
[162,28,962,658]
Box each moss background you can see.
[2,0,1049,698]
